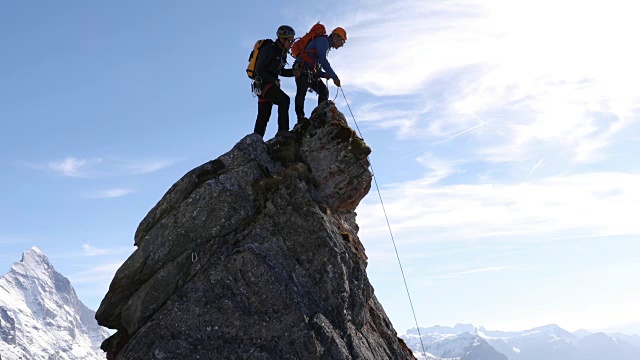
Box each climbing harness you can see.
[251,78,262,97]
[339,86,428,359]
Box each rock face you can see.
[96,102,415,360]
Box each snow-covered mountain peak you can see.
[21,246,46,262]
[573,329,593,338]
[406,331,507,360]
[452,323,476,334]
[409,323,477,337]
[405,324,640,360]
[524,323,576,340]
[0,247,108,360]
[10,246,53,280]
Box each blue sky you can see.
[1,0,639,335]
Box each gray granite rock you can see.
[96,102,414,360]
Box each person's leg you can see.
[295,74,310,122]
[308,76,329,105]
[263,85,290,132]
[316,78,329,105]
[254,99,273,137]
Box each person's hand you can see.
[323,73,331,80]
[333,78,341,87]
[293,69,301,78]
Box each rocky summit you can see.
[95,102,415,360]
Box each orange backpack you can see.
[291,23,326,65]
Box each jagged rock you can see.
[96,102,414,360]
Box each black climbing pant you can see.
[254,83,290,137]
[295,72,328,122]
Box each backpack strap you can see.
[300,35,328,71]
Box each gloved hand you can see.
[333,78,341,87]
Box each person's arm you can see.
[254,44,277,84]
[315,37,338,80]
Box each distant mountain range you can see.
[2,246,638,360]
[0,247,108,360]
[402,323,640,360]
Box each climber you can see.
[293,26,347,123]
[253,25,297,139]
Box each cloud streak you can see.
[67,261,124,284]
[47,157,95,177]
[528,157,544,176]
[82,244,112,256]
[333,0,640,165]
[85,188,135,199]
[429,266,510,279]
[402,118,496,159]
[33,157,178,177]
[357,171,640,244]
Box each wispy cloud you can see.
[358,171,640,243]
[30,157,178,177]
[85,188,135,199]
[67,261,124,284]
[430,266,510,279]
[47,157,98,177]
[45,244,131,263]
[528,157,545,176]
[333,0,640,164]
[123,159,176,174]
[82,244,110,256]
[402,118,496,159]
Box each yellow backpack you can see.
[246,39,274,79]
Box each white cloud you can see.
[79,244,132,257]
[82,244,110,256]
[333,0,640,164]
[122,159,176,174]
[35,157,177,177]
[67,261,124,284]
[85,188,135,199]
[430,266,510,279]
[358,171,640,244]
[47,157,97,177]
[528,157,544,176]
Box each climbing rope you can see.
[339,86,428,359]
[324,77,339,102]
[332,79,339,102]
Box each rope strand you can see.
[339,87,428,359]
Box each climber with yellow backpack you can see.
[292,24,347,123]
[246,25,297,139]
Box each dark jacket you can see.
[254,40,294,86]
